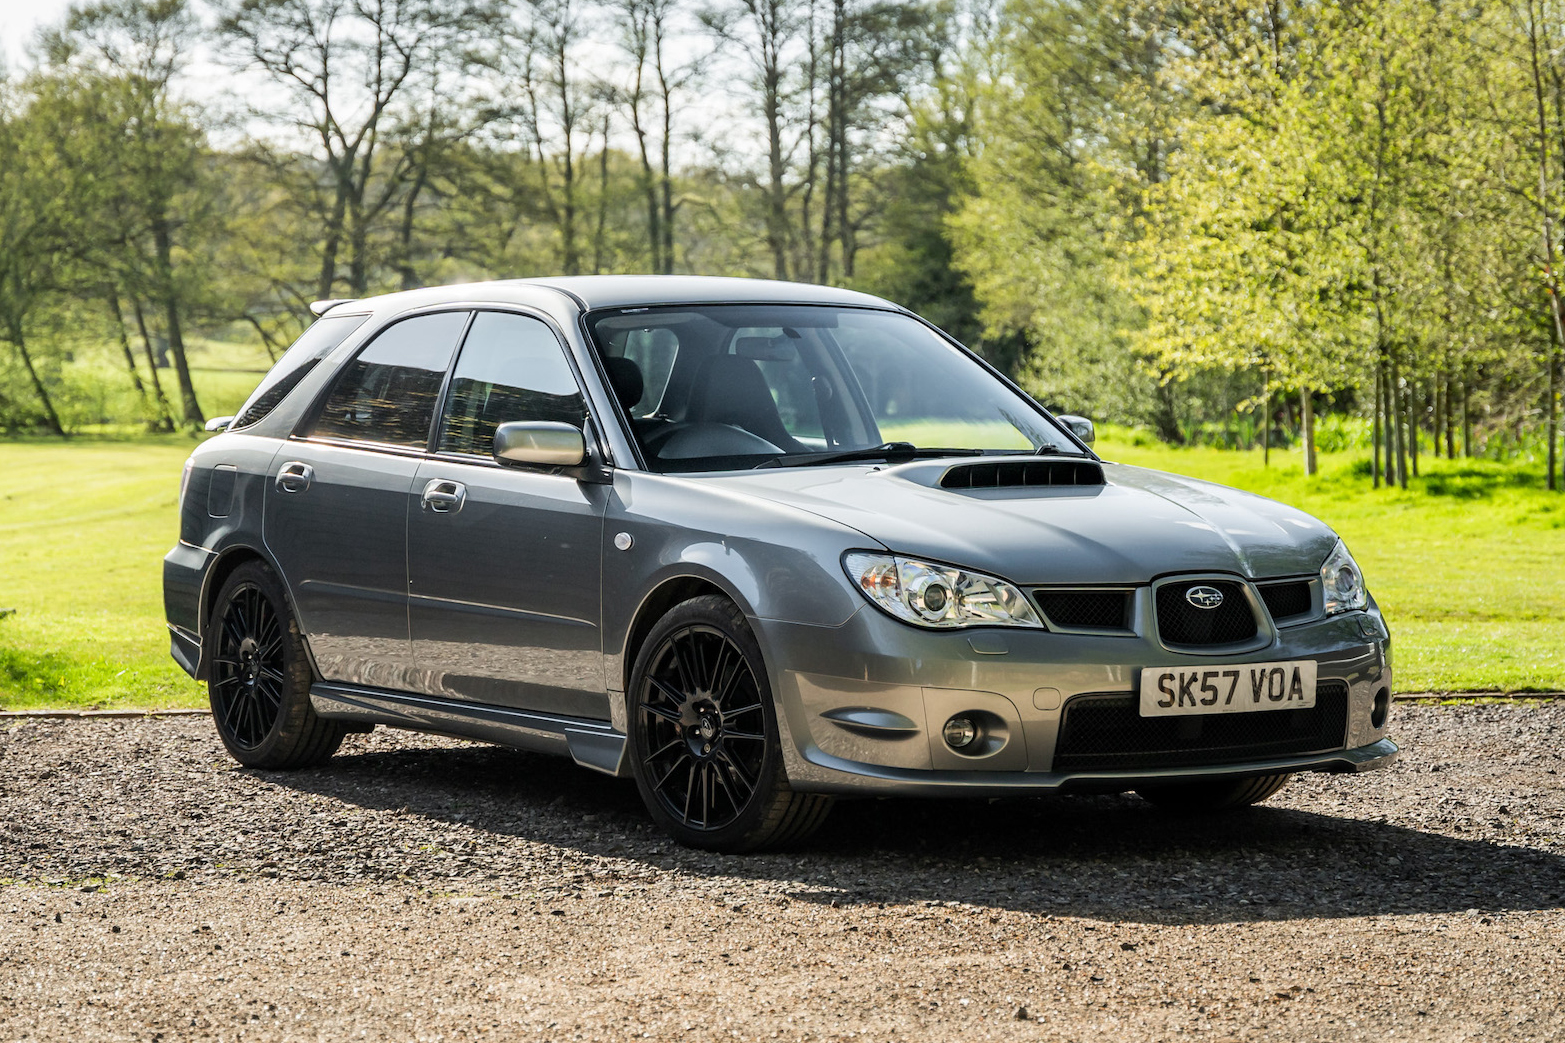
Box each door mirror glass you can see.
[1057,414,1095,444]
[494,421,586,467]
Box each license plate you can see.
[1138,660,1317,717]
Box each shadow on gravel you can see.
[272,739,1565,926]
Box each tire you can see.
[627,594,832,853]
[1135,773,1291,813]
[206,560,346,769]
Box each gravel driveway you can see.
[2,702,1563,1041]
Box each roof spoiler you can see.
[309,298,358,316]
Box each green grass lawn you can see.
[1,422,1562,710]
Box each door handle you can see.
[275,461,313,493]
[421,479,466,513]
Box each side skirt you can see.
[309,682,629,778]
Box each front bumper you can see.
[755,601,1395,797]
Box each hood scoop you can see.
[939,457,1106,490]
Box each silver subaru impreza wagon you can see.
[164,276,1396,851]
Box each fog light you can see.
[943,715,978,750]
[1371,687,1390,730]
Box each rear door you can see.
[406,310,610,719]
[264,310,470,687]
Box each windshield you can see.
[586,305,1078,472]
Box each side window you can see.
[437,312,587,457]
[308,311,470,448]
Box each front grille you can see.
[1155,580,1257,646]
[1052,681,1350,772]
[1034,588,1132,631]
[1259,580,1313,622]
[940,458,1105,489]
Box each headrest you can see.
[603,356,644,411]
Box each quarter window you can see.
[437,312,587,457]
[308,311,469,448]
[231,313,369,430]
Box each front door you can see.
[263,310,471,688]
[406,310,609,719]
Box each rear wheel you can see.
[207,560,345,769]
[1135,773,1291,813]
[627,595,832,852]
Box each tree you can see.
[615,0,697,273]
[219,0,497,301]
[41,0,212,426]
[0,80,67,434]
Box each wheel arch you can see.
[620,570,754,695]
[197,544,315,682]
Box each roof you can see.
[318,275,903,318]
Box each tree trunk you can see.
[1452,371,1464,457]
[657,41,676,275]
[1549,303,1561,491]
[318,159,352,301]
[1445,369,1456,458]
[632,95,661,272]
[130,297,175,431]
[8,328,65,435]
[1372,363,1382,488]
[152,217,204,426]
[1409,375,1419,479]
[593,115,612,274]
[1432,372,1443,460]
[1302,387,1317,476]
[1389,357,1402,488]
[1392,355,1408,489]
[396,162,430,291]
[1262,386,1271,468]
[107,293,148,402]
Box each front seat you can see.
[685,354,807,453]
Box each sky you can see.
[0,0,76,70]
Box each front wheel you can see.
[1135,773,1292,813]
[627,595,832,852]
[207,560,346,769]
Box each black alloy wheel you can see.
[212,580,285,749]
[207,560,347,769]
[628,595,831,852]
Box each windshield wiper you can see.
[753,442,987,469]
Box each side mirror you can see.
[204,416,234,432]
[493,421,587,467]
[1057,414,1095,445]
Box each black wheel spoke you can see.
[722,701,763,721]
[652,752,691,793]
[680,762,698,825]
[715,748,756,795]
[715,650,747,704]
[648,737,684,761]
[640,701,681,725]
[671,637,699,695]
[646,676,686,708]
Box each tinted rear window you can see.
[229,313,369,430]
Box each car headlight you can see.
[843,552,1044,629]
[1320,540,1368,615]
